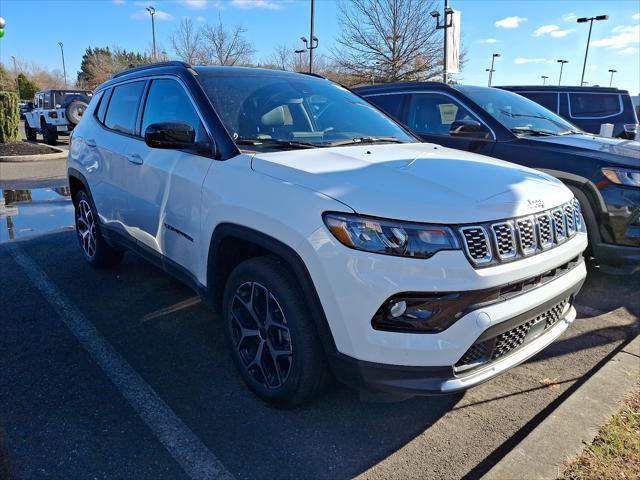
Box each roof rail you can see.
[111,61,192,79]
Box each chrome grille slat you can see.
[460,199,583,267]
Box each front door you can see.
[123,77,213,276]
[404,92,496,156]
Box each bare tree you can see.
[201,18,255,66]
[332,0,443,84]
[264,44,294,71]
[171,18,203,64]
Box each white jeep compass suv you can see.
[67,62,588,407]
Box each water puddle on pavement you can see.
[0,180,74,243]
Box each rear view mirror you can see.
[144,122,209,152]
[449,120,489,139]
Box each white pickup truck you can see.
[24,89,92,145]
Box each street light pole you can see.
[431,0,454,84]
[541,75,548,85]
[608,69,617,87]
[557,59,568,85]
[487,53,500,86]
[58,42,67,87]
[294,49,305,71]
[10,55,19,94]
[577,15,608,86]
[146,6,157,61]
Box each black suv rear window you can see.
[104,81,145,135]
[569,93,621,118]
[519,92,558,113]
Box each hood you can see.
[251,143,572,224]
[531,134,640,168]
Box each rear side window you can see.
[141,79,201,133]
[104,81,145,135]
[367,94,406,119]
[569,93,621,118]
[96,88,112,123]
[519,92,558,113]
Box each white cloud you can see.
[587,64,597,70]
[231,0,282,9]
[131,9,174,21]
[592,24,640,49]
[196,15,207,22]
[112,0,125,4]
[633,13,640,21]
[533,24,559,36]
[533,24,572,38]
[478,38,500,44]
[618,46,638,55]
[562,12,577,22]
[178,0,208,9]
[514,58,555,64]
[495,16,527,28]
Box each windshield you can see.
[457,86,579,136]
[195,71,416,149]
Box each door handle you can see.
[126,153,143,165]
[85,139,96,148]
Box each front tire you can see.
[74,190,124,268]
[222,256,330,408]
[24,122,37,141]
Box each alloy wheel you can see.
[76,199,97,259]
[230,281,293,389]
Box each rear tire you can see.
[74,190,124,269]
[42,122,58,145]
[222,255,330,408]
[24,121,37,141]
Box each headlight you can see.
[601,168,640,187]
[323,212,459,258]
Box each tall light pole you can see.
[300,36,318,73]
[294,49,304,71]
[541,75,549,85]
[431,0,454,84]
[487,53,500,86]
[58,42,67,87]
[577,15,608,86]
[10,55,19,94]
[557,59,568,85]
[608,69,617,87]
[146,6,157,61]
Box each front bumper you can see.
[330,277,583,395]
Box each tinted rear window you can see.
[569,93,621,118]
[104,81,145,135]
[518,92,558,113]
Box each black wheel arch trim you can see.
[207,223,339,357]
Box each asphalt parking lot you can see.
[0,180,639,480]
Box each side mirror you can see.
[144,122,209,152]
[449,120,489,139]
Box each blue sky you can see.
[0,0,638,93]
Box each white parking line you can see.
[9,246,234,480]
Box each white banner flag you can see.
[447,10,461,74]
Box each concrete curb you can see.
[0,144,67,163]
[482,334,640,480]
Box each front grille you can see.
[460,227,492,263]
[455,298,570,372]
[459,199,581,267]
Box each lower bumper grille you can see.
[455,298,570,372]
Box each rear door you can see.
[123,77,213,276]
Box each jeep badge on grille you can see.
[527,199,545,209]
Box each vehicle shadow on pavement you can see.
[1,232,463,480]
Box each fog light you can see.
[389,300,407,318]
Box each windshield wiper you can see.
[326,136,408,147]
[557,129,584,135]
[510,127,556,137]
[235,137,320,149]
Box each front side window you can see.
[459,86,577,136]
[569,93,621,118]
[518,92,558,113]
[141,79,201,134]
[406,93,479,136]
[195,72,415,150]
[367,94,407,119]
[104,81,145,135]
